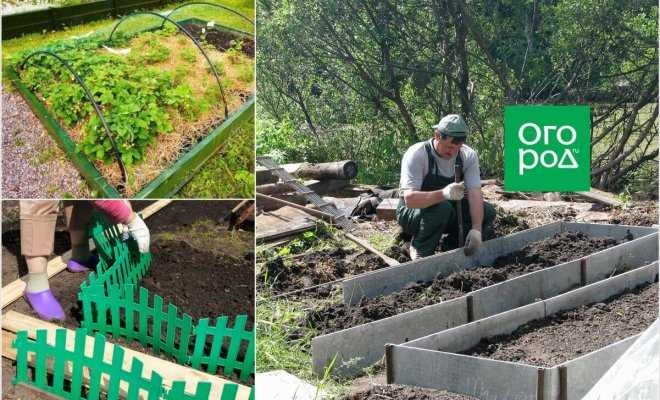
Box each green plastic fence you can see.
[79,214,255,383]
[12,328,254,400]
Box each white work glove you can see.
[126,214,150,253]
[464,229,482,256]
[441,182,465,201]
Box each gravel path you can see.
[2,87,90,198]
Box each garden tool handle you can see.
[455,165,464,248]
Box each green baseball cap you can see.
[432,114,468,137]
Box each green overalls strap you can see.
[396,140,496,257]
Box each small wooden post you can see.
[385,344,395,384]
[466,295,474,322]
[559,365,568,400]
[537,368,545,400]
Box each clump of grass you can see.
[237,63,254,83]
[180,46,197,63]
[177,114,254,198]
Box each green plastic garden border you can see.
[12,328,255,399]
[79,214,255,383]
[9,18,255,198]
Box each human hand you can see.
[464,229,482,256]
[126,213,150,253]
[441,182,465,201]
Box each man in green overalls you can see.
[397,114,496,259]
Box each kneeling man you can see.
[397,114,496,259]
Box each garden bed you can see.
[465,282,658,366]
[307,231,626,334]
[259,246,386,295]
[386,264,658,400]
[10,17,254,197]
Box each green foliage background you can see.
[257,0,658,195]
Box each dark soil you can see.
[384,243,411,263]
[342,385,478,400]
[184,23,255,57]
[142,200,238,234]
[258,246,386,296]
[142,239,254,323]
[466,282,658,366]
[307,231,626,334]
[490,206,531,237]
[609,201,658,227]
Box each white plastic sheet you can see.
[583,318,659,400]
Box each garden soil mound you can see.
[307,231,626,334]
[260,247,386,295]
[185,24,255,58]
[466,282,658,366]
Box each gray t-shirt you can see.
[399,139,481,191]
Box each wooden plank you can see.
[139,199,173,219]
[491,199,594,212]
[256,193,336,222]
[376,198,399,221]
[2,311,251,400]
[575,188,622,207]
[345,233,399,267]
[256,206,317,243]
[2,201,170,309]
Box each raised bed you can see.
[342,223,656,305]
[8,7,255,198]
[311,223,657,377]
[386,264,659,400]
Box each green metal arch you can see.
[18,50,128,191]
[107,11,229,119]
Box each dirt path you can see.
[466,282,658,366]
[307,232,626,334]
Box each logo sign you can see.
[504,105,591,192]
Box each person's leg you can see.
[398,201,454,258]
[444,200,497,250]
[443,199,471,251]
[482,201,497,240]
[20,200,64,321]
[63,201,97,272]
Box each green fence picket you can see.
[219,383,238,400]
[52,329,67,393]
[12,316,253,399]
[87,332,105,400]
[12,328,173,400]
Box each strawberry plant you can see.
[14,23,254,194]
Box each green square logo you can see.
[504,105,591,192]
